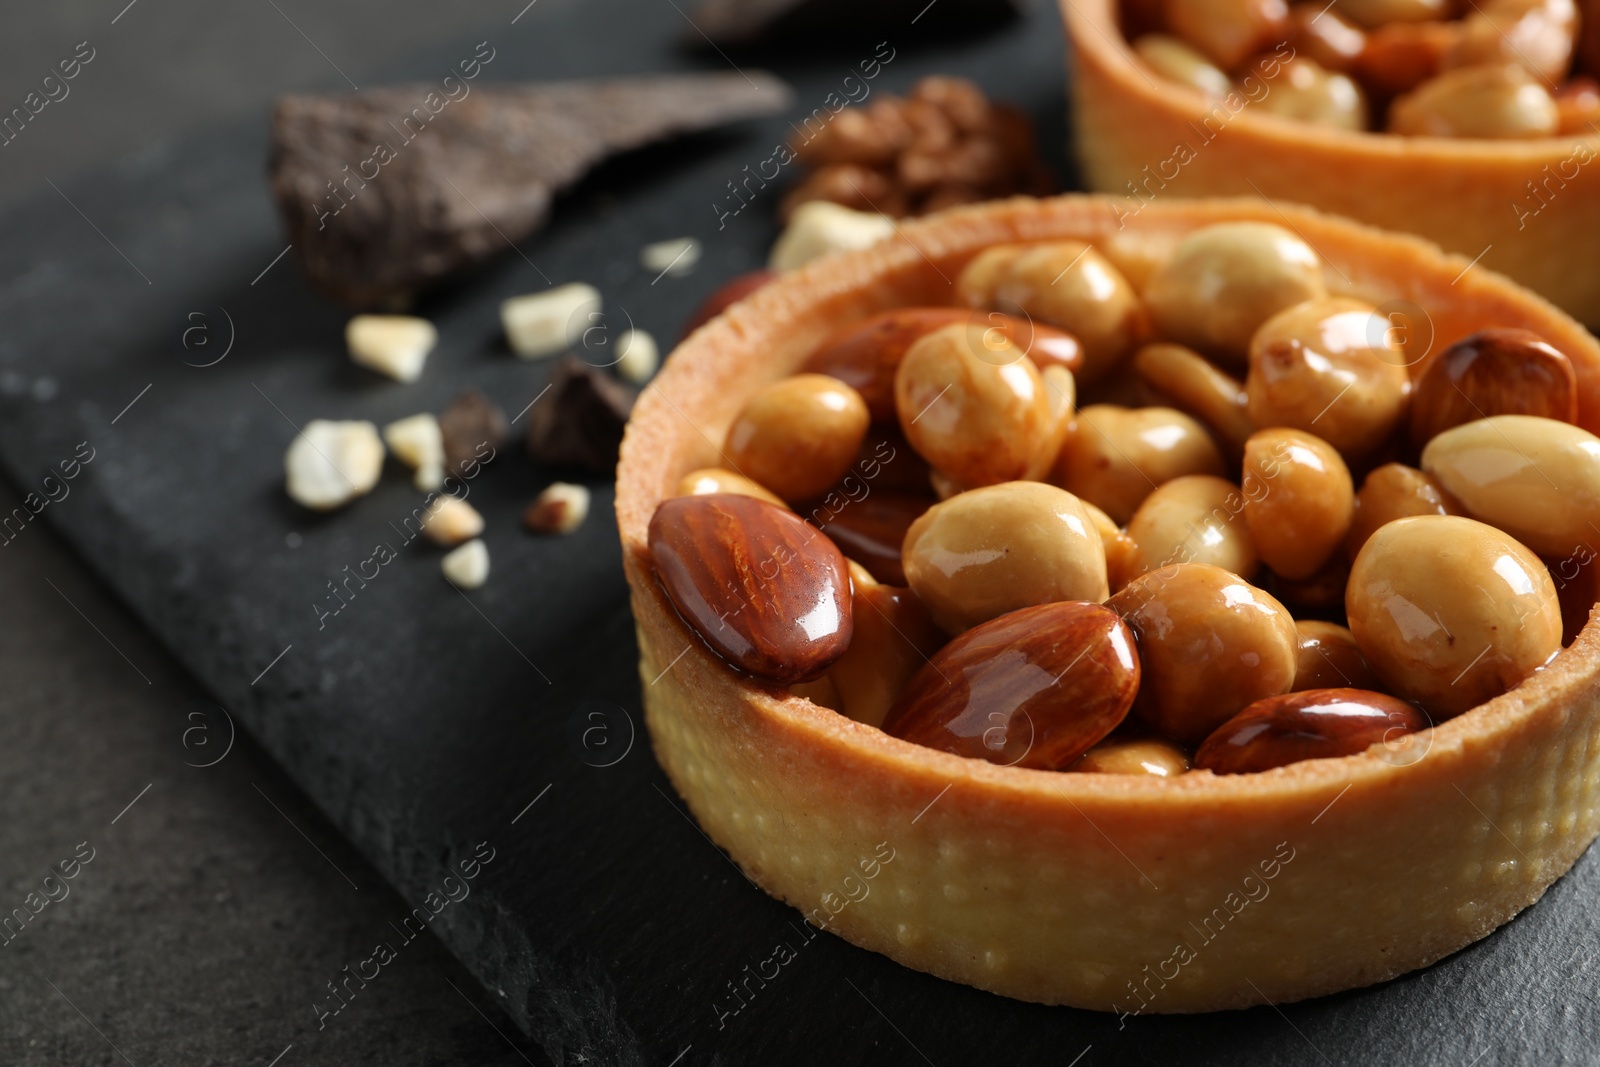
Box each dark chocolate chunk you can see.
[439,389,509,478]
[527,356,637,473]
[270,74,792,306]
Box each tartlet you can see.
[615,195,1600,1011]
[1062,0,1600,327]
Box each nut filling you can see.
[1124,0,1596,139]
[645,220,1583,775]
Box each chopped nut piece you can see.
[616,328,660,384]
[439,390,509,479]
[527,355,638,471]
[441,539,490,589]
[421,495,485,546]
[345,314,437,382]
[284,420,384,511]
[768,201,895,271]
[501,283,602,359]
[640,237,702,277]
[523,482,591,534]
[382,413,445,491]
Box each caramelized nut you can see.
[986,242,1144,384]
[828,582,946,728]
[1241,428,1355,580]
[1344,462,1457,559]
[1446,0,1577,85]
[1195,688,1429,774]
[676,467,789,508]
[1133,342,1254,455]
[1254,56,1369,130]
[1334,0,1449,27]
[1052,404,1227,523]
[1108,563,1299,744]
[1293,620,1378,690]
[1165,0,1291,69]
[1286,4,1367,73]
[1408,328,1577,448]
[1126,474,1259,579]
[1421,415,1600,559]
[1264,553,1352,613]
[902,482,1109,633]
[1134,35,1233,97]
[1389,64,1559,139]
[883,601,1140,770]
[813,490,932,585]
[1082,500,1142,592]
[1347,514,1562,716]
[726,375,871,503]
[895,324,1054,488]
[1355,20,1459,96]
[1555,76,1600,135]
[1146,222,1327,367]
[649,494,854,684]
[1072,736,1191,776]
[804,308,1082,422]
[1245,297,1410,461]
[955,245,1025,307]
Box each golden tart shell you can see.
[616,194,1600,1011]
[1063,0,1600,328]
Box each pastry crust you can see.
[616,195,1600,1011]
[1063,0,1600,327]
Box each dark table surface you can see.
[0,3,549,1064]
[6,2,1600,1066]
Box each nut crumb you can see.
[346,314,437,382]
[421,495,485,546]
[616,328,659,384]
[441,539,489,589]
[524,482,591,534]
[285,420,384,511]
[768,201,895,271]
[501,283,601,359]
[382,413,445,491]
[640,237,702,277]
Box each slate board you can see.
[1,0,1596,1063]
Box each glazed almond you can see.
[883,601,1139,770]
[1409,328,1578,448]
[648,494,853,684]
[1195,688,1429,774]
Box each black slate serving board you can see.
[2,0,1597,1063]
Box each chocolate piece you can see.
[270,74,792,305]
[439,389,508,478]
[527,356,637,472]
[687,0,1016,45]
